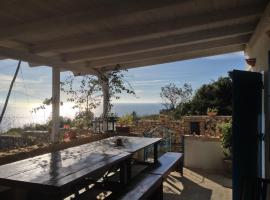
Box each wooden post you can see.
[0,61,21,125]
[51,67,60,142]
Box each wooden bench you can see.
[117,173,162,200]
[75,152,182,200]
[75,173,162,200]
[149,152,183,177]
[117,152,182,200]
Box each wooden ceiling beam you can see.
[0,0,187,41]
[248,1,270,47]
[31,3,264,54]
[0,46,86,71]
[100,45,245,72]
[76,35,250,68]
[62,23,255,63]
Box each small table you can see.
[0,136,161,199]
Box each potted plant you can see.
[218,121,232,177]
[207,108,218,116]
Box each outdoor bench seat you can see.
[117,173,163,200]
[72,186,111,200]
[75,173,162,200]
[149,152,183,177]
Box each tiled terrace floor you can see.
[164,168,232,200]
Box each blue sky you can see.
[0,51,245,119]
[120,51,245,103]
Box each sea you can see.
[0,103,162,132]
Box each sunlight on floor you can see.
[163,168,232,200]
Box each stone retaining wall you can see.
[130,115,231,144]
[0,136,34,150]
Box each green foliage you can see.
[47,116,72,129]
[140,114,159,120]
[207,107,218,113]
[61,74,102,111]
[2,128,24,136]
[71,111,94,130]
[106,69,136,100]
[31,98,63,113]
[218,121,232,159]
[23,123,48,131]
[118,114,133,126]
[175,76,232,118]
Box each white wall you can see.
[245,24,270,72]
[245,15,270,182]
[184,136,224,172]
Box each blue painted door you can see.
[232,70,262,200]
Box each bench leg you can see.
[156,182,163,200]
[179,158,183,176]
[159,182,163,200]
[151,181,163,200]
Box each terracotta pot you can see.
[63,131,77,142]
[245,58,256,67]
[207,112,217,116]
[116,126,130,134]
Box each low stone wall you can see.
[130,119,182,144]
[22,131,51,144]
[130,115,231,144]
[0,136,34,150]
[182,115,231,136]
[184,135,224,172]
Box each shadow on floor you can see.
[186,167,232,188]
[163,174,212,200]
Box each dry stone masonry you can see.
[130,115,231,144]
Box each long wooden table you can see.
[0,136,161,199]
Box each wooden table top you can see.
[95,136,162,153]
[0,136,161,194]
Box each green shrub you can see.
[218,121,232,159]
[207,107,218,113]
[118,114,133,126]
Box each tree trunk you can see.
[98,73,110,132]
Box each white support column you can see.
[51,67,60,142]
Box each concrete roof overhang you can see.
[0,0,269,74]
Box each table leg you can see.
[127,158,131,181]
[120,158,131,184]
[154,143,158,164]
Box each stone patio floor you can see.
[163,168,232,200]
